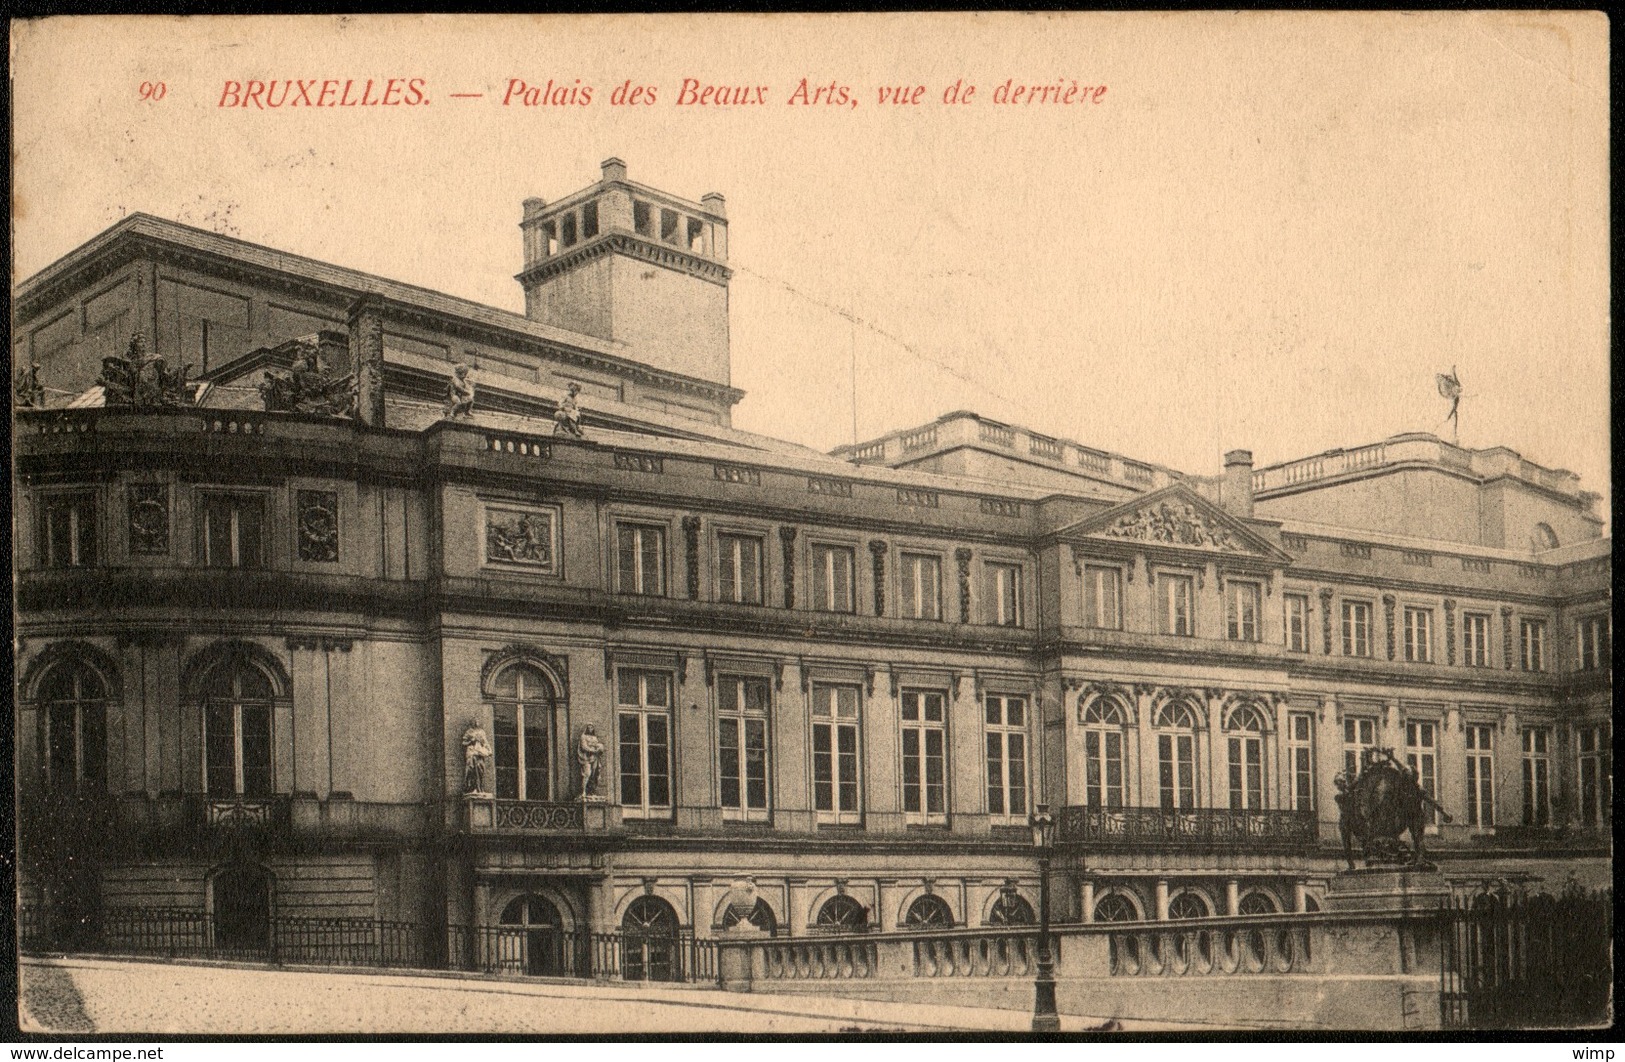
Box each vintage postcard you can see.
[10,12,1611,1038]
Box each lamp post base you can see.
[1031,957,1059,1033]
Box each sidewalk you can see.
[20,955,1174,1036]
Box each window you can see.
[812,684,861,823]
[815,894,868,932]
[617,669,672,818]
[200,493,265,569]
[1576,726,1610,828]
[717,676,770,819]
[581,201,599,239]
[985,694,1028,821]
[1405,720,1438,824]
[811,544,855,613]
[1168,892,1211,919]
[1519,619,1546,672]
[1341,601,1372,657]
[621,896,680,982]
[1080,697,1128,809]
[1158,574,1195,636]
[900,690,947,823]
[40,491,97,568]
[1403,607,1433,663]
[1577,616,1609,671]
[717,533,764,605]
[899,552,943,620]
[903,895,954,928]
[1462,612,1491,667]
[616,524,666,596]
[660,208,680,244]
[633,201,652,236]
[1084,565,1122,630]
[1093,893,1138,923]
[490,663,554,801]
[988,890,1035,925]
[986,562,1022,627]
[1155,700,1201,810]
[1464,723,1494,827]
[1238,891,1279,915]
[39,662,108,790]
[203,660,275,797]
[1521,728,1551,828]
[1226,706,1267,810]
[721,899,777,936]
[1284,593,1309,652]
[1343,716,1377,777]
[1287,712,1315,812]
[1226,581,1261,642]
[560,213,577,248]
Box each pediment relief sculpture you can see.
[1098,500,1245,552]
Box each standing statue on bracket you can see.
[1334,746,1452,870]
[444,363,476,420]
[552,382,585,437]
[461,724,493,795]
[577,723,605,799]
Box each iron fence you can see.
[1440,886,1612,1029]
[18,906,717,984]
[1058,805,1318,849]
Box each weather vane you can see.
[1435,365,1462,444]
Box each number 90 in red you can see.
[138,81,167,101]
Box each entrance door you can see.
[621,896,680,982]
[212,863,272,955]
[499,895,566,976]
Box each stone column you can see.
[1316,696,1342,839]
[1495,711,1520,829]
[1154,879,1170,921]
[1205,691,1225,809]
[1080,879,1096,923]
[1437,706,1465,843]
[1225,879,1241,916]
[1293,881,1309,913]
[1135,686,1157,808]
[347,297,386,428]
[786,879,810,937]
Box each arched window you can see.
[1225,704,1268,811]
[1238,891,1278,915]
[1081,696,1129,809]
[211,862,273,954]
[39,661,107,791]
[1302,894,1321,913]
[203,659,276,797]
[903,894,954,928]
[1094,893,1139,923]
[721,899,778,935]
[987,890,1035,926]
[621,896,680,981]
[500,894,566,976]
[489,662,556,801]
[1154,699,1201,811]
[815,894,869,932]
[1533,523,1559,550]
[1167,891,1211,920]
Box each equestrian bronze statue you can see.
[1334,747,1453,870]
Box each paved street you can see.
[19,956,1150,1036]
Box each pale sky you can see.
[12,13,1611,512]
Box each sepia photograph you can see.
[9,12,1612,1039]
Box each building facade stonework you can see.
[14,162,1611,972]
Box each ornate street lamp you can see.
[1029,802,1059,1033]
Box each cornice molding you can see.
[516,232,731,289]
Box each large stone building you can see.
[13,160,1611,973]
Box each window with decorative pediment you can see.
[1158,574,1195,637]
[1081,697,1129,809]
[202,658,277,797]
[1224,704,1268,811]
[1083,564,1122,630]
[489,662,557,802]
[1154,699,1201,810]
[1226,581,1261,642]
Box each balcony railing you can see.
[461,796,616,834]
[1058,805,1318,850]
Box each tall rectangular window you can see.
[41,491,98,569]
[1284,593,1309,652]
[900,690,947,824]
[1343,716,1377,777]
[1405,720,1438,824]
[811,544,855,613]
[717,675,770,820]
[1519,619,1546,672]
[616,669,672,818]
[1226,581,1261,642]
[1341,601,1373,657]
[1403,607,1433,663]
[811,684,861,823]
[899,552,943,620]
[1521,728,1551,827]
[986,563,1022,627]
[1227,732,1265,809]
[985,695,1028,821]
[1082,721,1126,810]
[616,523,666,596]
[717,533,764,605]
[1577,616,1609,671]
[201,494,265,569]
[1464,723,1495,827]
[1577,725,1609,828]
[1157,732,1197,810]
[1462,612,1491,667]
[1083,564,1122,630]
[1158,574,1194,636]
[1287,713,1315,811]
